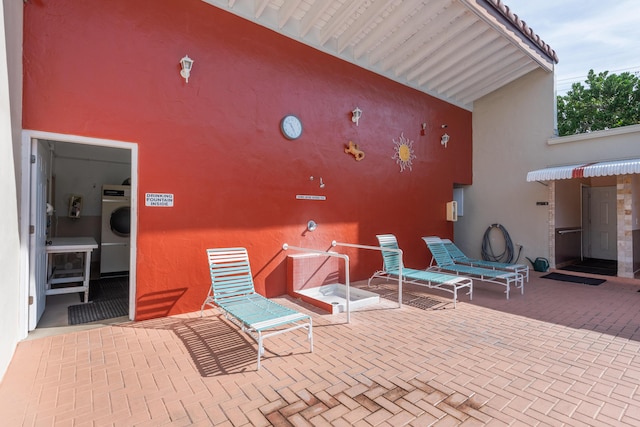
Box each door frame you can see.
[28,139,50,329]
[19,129,138,338]
[581,184,589,260]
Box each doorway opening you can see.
[554,179,618,277]
[563,185,618,276]
[22,130,138,337]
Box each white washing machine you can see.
[101,184,131,276]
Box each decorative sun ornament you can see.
[392,132,416,172]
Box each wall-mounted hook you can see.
[310,176,325,188]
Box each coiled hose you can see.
[481,224,522,263]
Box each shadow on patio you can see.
[2,271,640,425]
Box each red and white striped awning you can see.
[526,158,640,182]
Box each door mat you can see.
[540,272,606,286]
[68,298,128,325]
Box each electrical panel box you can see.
[446,201,458,222]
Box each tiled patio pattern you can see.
[2,272,640,426]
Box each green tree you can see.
[556,70,640,136]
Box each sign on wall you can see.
[145,193,174,207]
[296,195,326,201]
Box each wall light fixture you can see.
[180,55,194,83]
[441,133,450,148]
[351,107,362,126]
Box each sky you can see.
[504,0,640,94]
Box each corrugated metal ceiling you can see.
[201,0,557,111]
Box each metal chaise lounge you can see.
[441,238,529,282]
[423,236,524,299]
[368,234,473,308]
[201,247,313,370]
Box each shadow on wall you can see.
[135,288,188,320]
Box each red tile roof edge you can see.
[488,0,559,64]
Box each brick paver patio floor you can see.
[1,271,640,426]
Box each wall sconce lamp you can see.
[441,133,450,148]
[180,55,194,83]
[421,122,427,136]
[351,107,362,126]
[440,125,449,147]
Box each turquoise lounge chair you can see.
[441,238,529,282]
[201,247,313,370]
[423,237,523,299]
[369,234,473,308]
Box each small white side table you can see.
[46,237,98,303]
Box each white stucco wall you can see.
[544,124,640,162]
[456,64,640,270]
[0,0,24,381]
[454,68,556,263]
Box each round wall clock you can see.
[280,115,303,140]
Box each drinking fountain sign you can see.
[145,193,174,207]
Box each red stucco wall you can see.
[23,0,472,320]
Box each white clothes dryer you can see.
[100,184,131,276]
